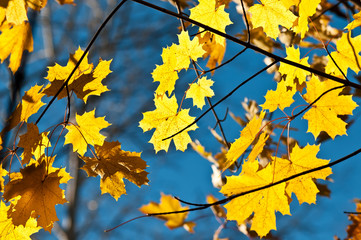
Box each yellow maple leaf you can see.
[223,111,265,171]
[273,143,332,204]
[247,131,269,162]
[249,0,297,39]
[325,32,361,76]
[186,77,214,109]
[0,200,41,240]
[175,30,205,70]
[80,141,148,200]
[294,0,321,38]
[0,21,33,73]
[345,11,361,31]
[139,193,195,232]
[4,84,45,132]
[43,48,111,103]
[139,95,198,152]
[3,160,71,232]
[220,160,290,237]
[261,80,296,112]
[303,75,358,139]
[278,46,310,87]
[18,123,50,164]
[4,0,27,25]
[64,109,111,156]
[189,0,233,46]
[152,64,179,96]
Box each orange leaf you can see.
[80,141,148,200]
[3,160,71,232]
[18,123,50,164]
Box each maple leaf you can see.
[345,12,361,31]
[139,193,195,232]
[302,75,358,139]
[139,95,198,152]
[18,123,50,164]
[3,84,45,132]
[80,141,148,200]
[3,0,28,25]
[152,63,179,96]
[43,48,111,103]
[247,131,269,162]
[223,111,265,171]
[64,109,111,156]
[3,160,71,232]
[186,77,214,109]
[189,0,233,46]
[273,144,332,204]
[249,0,297,39]
[325,32,361,76]
[278,46,310,87]
[0,21,33,73]
[0,200,41,240]
[220,160,290,237]
[198,33,226,74]
[261,80,296,112]
[294,0,321,38]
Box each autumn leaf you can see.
[189,0,233,46]
[249,0,297,39]
[198,33,226,74]
[43,48,111,103]
[0,21,33,73]
[3,160,71,232]
[220,160,290,237]
[139,95,198,152]
[3,84,45,132]
[325,32,361,76]
[152,63,179,96]
[294,0,321,38]
[0,200,41,240]
[278,46,310,87]
[345,12,361,31]
[261,80,296,112]
[139,193,195,232]
[223,111,265,171]
[80,141,148,200]
[18,123,50,164]
[3,0,28,25]
[302,75,358,139]
[273,143,332,204]
[64,109,111,156]
[186,77,214,109]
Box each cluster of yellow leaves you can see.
[0,44,149,236]
[140,0,233,152]
[0,0,74,73]
[220,144,332,237]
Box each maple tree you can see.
[1,0,361,239]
